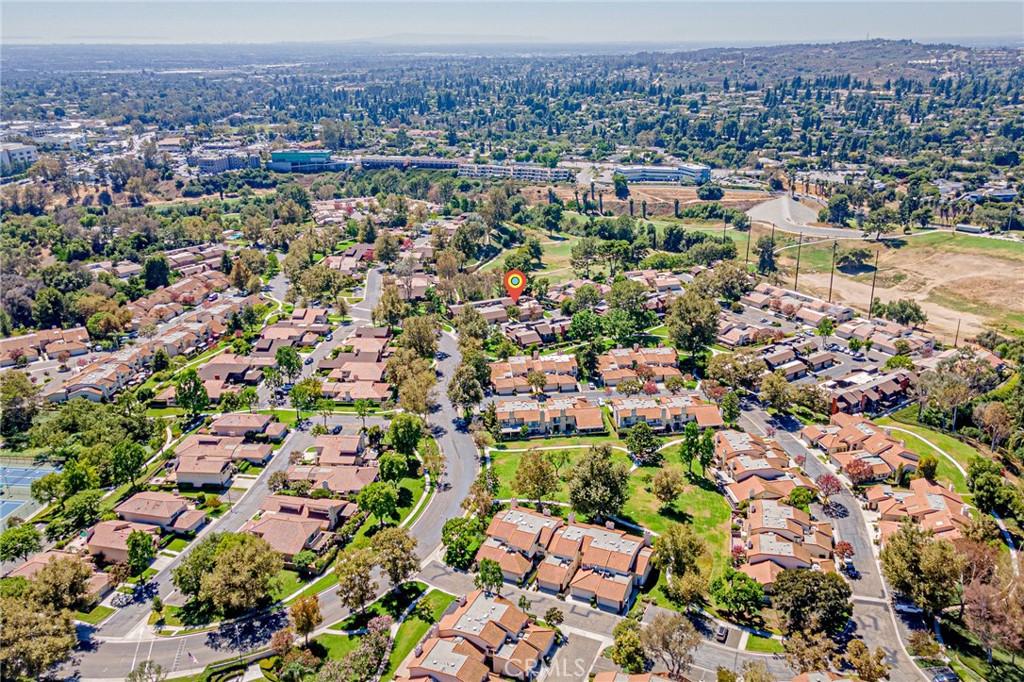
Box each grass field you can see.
[624,462,732,579]
[270,568,306,602]
[745,634,784,653]
[165,537,191,553]
[312,632,362,660]
[386,589,457,677]
[874,419,971,494]
[490,446,633,504]
[352,474,426,543]
[75,604,115,625]
[777,230,1024,338]
[940,615,1024,682]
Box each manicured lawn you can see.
[386,589,457,676]
[165,537,191,553]
[624,462,732,580]
[745,634,783,653]
[940,615,1024,682]
[287,569,339,604]
[270,568,306,602]
[353,475,426,543]
[491,434,624,451]
[872,411,983,481]
[75,604,115,625]
[490,446,633,504]
[330,582,427,631]
[312,632,362,660]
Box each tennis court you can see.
[0,499,29,521]
[0,465,57,488]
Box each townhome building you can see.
[867,478,971,543]
[494,396,605,438]
[609,394,723,432]
[801,413,918,482]
[488,353,578,395]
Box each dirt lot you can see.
[781,233,1024,342]
[520,184,770,217]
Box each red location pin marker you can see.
[503,270,527,304]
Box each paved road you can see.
[69,265,486,680]
[748,196,864,239]
[739,404,926,682]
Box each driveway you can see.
[739,406,926,682]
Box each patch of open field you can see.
[778,232,1024,340]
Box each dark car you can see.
[304,357,314,365]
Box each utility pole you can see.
[827,240,837,302]
[794,233,803,290]
[954,319,961,347]
[867,250,880,318]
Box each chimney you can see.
[568,512,576,524]
[510,498,518,508]
[643,530,652,547]
[605,520,615,530]
[428,624,439,638]
[543,508,551,517]
[414,644,423,657]
[533,350,539,360]
[457,595,466,607]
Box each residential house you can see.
[868,478,971,544]
[823,369,914,415]
[86,521,160,565]
[6,551,111,600]
[287,465,379,497]
[241,513,331,564]
[114,492,207,533]
[311,433,367,466]
[259,494,356,531]
[208,413,288,441]
[801,413,918,482]
[475,507,564,582]
[436,590,557,679]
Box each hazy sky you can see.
[3,1,1022,46]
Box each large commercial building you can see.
[197,153,261,175]
[612,162,711,184]
[268,150,352,173]
[0,142,39,170]
[458,162,572,182]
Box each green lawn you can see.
[165,537,191,553]
[386,589,457,676]
[745,634,784,653]
[940,615,1024,682]
[491,434,624,451]
[352,475,426,544]
[270,568,306,602]
[287,569,339,604]
[312,632,362,661]
[75,604,115,625]
[490,446,633,504]
[876,415,982,484]
[330,582,427,631]
[624,463,732,580]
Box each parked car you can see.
[714,625,729,642]
[331,425,343,435]
[325,333,333,341]
[587,382,596,390]
[304,357,314,365]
